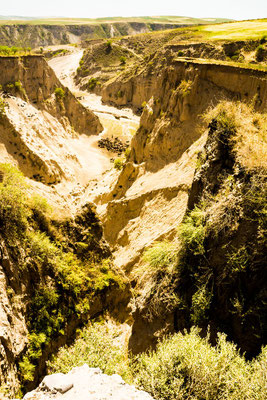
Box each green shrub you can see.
[116,90,123,98]
[179,207,206,255]
[226,246,249,275]
[133,241,181,319]
[177,50,184,56]
[0,45,26,56]
[120,56,126,65]
[19,356,36,382]
[133,327,266,400]
[143,241,177,271]
[114,158,124,170]
[0,97,6,116]
[47,321,131,381]
[177,80,193,97]
[45,320,267,400]
[106,40,112,50]
[0,163,30,242]
[191,286,212,324]
[14,81,22,92]
[54,87,65,99]
[6,83,14,91]
[124,148,131,160]
[87,77,99,90]
[259,35,267,44]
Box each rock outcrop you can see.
[18,364,154,400]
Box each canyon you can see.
[0,18,266,399]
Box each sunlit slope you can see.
[198,19,267,40]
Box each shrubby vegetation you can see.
[134,328,267,400]
[87,77,100,90]
[0,164,30,242]
[255,45,265,62]
[47,320,131,381]
[0,163,122,387]
[47,321,267,400]
[177,79,193,97]
[54,87,65,110]
[0,96,6,116]
[132,241,181,320]
[0,45,31,56]
[54,87,65,99]
[114,158,124,170]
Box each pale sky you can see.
[0,0,266,21]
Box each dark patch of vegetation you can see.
[255,45,265,62]
[87,77,100,90]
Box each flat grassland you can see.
[197,19,267,40]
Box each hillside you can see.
[0,15,234,48]
[75,19,267,101]
[0,17,266,400]
[0,15,232,25]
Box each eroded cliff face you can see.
[0,191,129,396]
[96,59,267,274]
[0,23,186,48]
[0,238,27,395]
[0,42,266,397]
[0,56,102,184]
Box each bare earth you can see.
[45,47,139,213]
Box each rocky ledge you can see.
[17,364,154,400]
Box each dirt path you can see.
[46,47,139,211]
[48,47,83,91]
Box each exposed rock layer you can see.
[20,364,154,400]
[0,23,188,48]
[97,58,267,271]
[0,56,102,184]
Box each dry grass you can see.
[205,100,267,171]
[131,241,181,320]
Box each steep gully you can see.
[0,47,266,394]
[0,51,138,395]
[48,46,267,276]
[47,48,140,214]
